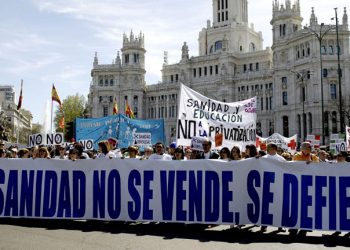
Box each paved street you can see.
[0,219,349,250]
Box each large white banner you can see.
[1,158,350,232]
[177,84,257,149]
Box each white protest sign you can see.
[28,133,64,147]
[190,137,206,151]
[133,133,151,146]
[79,139,94,150]
[177,84,256,149]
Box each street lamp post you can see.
[291,70,310,142]
[304,23,334,145]
[334,8,344,133]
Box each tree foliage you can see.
[0,110,12,141]
[54,94,87,133]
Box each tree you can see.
[54,94,87,140]
[0,110,12,142]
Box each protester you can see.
[0,149,6,158]
[108,138,123,158]
[168,142,177,157]
[8,146,18,158]
[126,146,139,159]
[141,146,153,160]
[244,144,258,158]
[173,147,185,160]
[68,148,79,161]
[54,145,67,159]
[38,147,51,159]
[281,152,292,161]
[97,140,116,159]
[292,142,319,163]
[30,146,39,159]
[219,147,230,161]
[336,151,347,163]
[230,146,241,160]
[17,148,30,158]
[262,143,286,162]
[318,150,329,162]
[184,147,193,160]
[148,142,172,160]
[197,138,219,159]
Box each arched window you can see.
[99,79,103,86]
[215,41,222,51]
[249,43,256,52]
[105,79,108,86]
[328,45,334,54]
[110,79,114,86]
[321,45,327,54]
[283,116,289,137]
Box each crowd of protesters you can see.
[1,137,349,164]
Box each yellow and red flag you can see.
[125,101,135,119]
[59,115,65,129]
[51,84,62,107]
[113,100,119,115]
[17,80,23,111]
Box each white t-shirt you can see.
[112,149,123,158]
[97,151,116,159]
[263,153,286,162]
[148,153,172,161]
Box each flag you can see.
[59,115,65,129]
[52,84,62,107]
[17,80,23,111]
[125,101,135,119]
[113,100,119,115]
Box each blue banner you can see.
[76,114,164,150]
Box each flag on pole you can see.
[125,101,135,119]
[113,99,119,115]
[59,115,65,129]
[51,84,62,107]
[17,80,23,111]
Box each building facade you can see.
[0,85,32,141]
[87,0,350,146]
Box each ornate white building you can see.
[87,0,350,146]
[0,85,32,140]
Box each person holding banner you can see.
[54,145,67,159]
[262,143,286,162]
[97,141,116,159]
[38,147,51,159]
[141,146,153,160]
[244,144,258,158]
[230,146,242,160]
[219,147,230,161]
[148,142,172,160]
[126,146,139,159]
[196,138,219,159]
[173,147,185,160]
[292,142,319,163]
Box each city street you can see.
[0,219,349,250]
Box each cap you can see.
[127,146,138,152]
[108,138,118,147]
[169,142,176,148]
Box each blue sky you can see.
[0,0,348,125]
